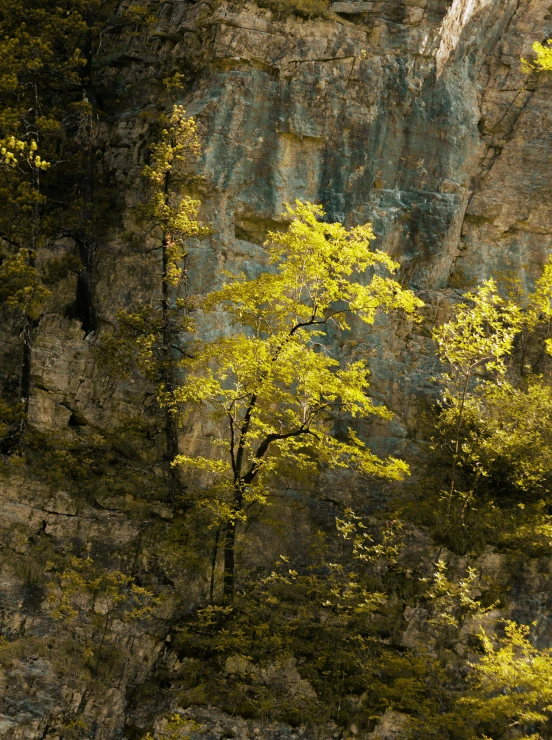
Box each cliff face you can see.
[3,1,552,738]
[30,0,552,458]
[91,0,552,449]
[181,0,549,290]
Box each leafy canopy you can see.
[464,622,552,740]
[432,279,522,382]
[433,270,552,495]
[173,201,422,516]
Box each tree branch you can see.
[228,413,237,474]
[242,426,317,484]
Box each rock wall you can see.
[2,0,552,737]
[91,0,552,441]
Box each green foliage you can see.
[433,280,521,379]
[523,40,552,73]
[0,399,23,439]
[0,135,51,330]
[0,246,51,319]
[143,713,202,740]
[0,0,126,451]
[426,268,552,552]
[0,136,49,170]
[2,5,552,737]
[462,381,552,494]
[46,554,157,676]
[422,559,490,631]
[98,105,209,501]
[114,105,208,382]
[431,279,522,534]
[0,0,158,451]
[173,513,503,735]
[17,419,167,509]
[0,0,114,232]
[464,622,552,739]
[175,513,410,729]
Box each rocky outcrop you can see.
[2,0,552,737]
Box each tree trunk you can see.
[164,407,181,500]
[20,314,33,419]
[223,481,244,599]
[14,156,41,447]
[223,517,236,600]
[209,528,220,604]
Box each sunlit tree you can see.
[172,201,423,597]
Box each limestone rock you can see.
[331,2,374,12]
[368,710,409,739]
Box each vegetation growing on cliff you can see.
[523,40,552,72]
[99,104,209,503]
[410,266,552,558]
[2,4,552,740]
[0,0,116,452]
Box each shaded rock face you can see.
[2,0,552,738]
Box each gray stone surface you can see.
[331,2,375,13]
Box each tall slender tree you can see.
[112,106,209,501]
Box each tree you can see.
[109,105,209,501]
[431,263,552,550]
[432,280,522,521]
[172,201,423,598]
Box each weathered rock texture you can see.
[2,0,552,737]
